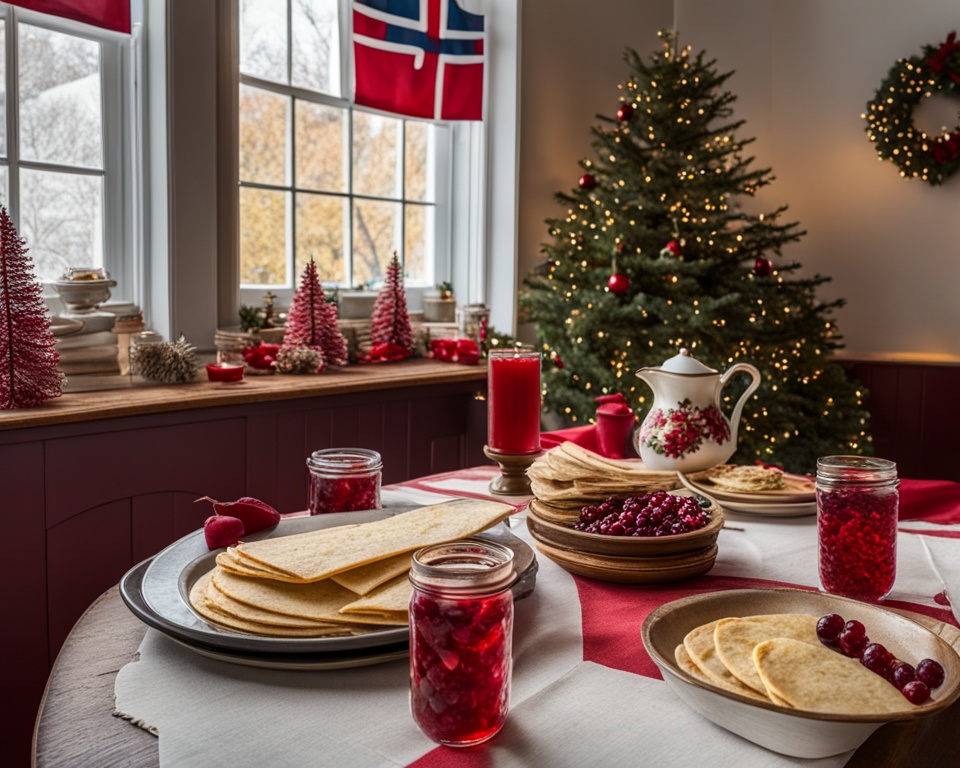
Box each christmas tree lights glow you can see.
[521,30,870,473]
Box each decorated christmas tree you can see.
[368,252,413,362]
[0,207,63,409]
[521,31,869,473]
[281,258,349,372]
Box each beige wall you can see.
[517,0,960,357]
[516,0,673,340]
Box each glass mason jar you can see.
[306,448,382,515]
[817,456,899,602]
[409,540,516,747]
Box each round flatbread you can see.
[754,638,908,714]
[713,614,819,694]
[683,620,769,701]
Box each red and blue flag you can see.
[353,0,485,121]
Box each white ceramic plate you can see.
[642,588,960,758]
[678,471,815,504]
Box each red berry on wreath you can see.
[754,256,773,277]
[616,104,634,122]
[579,173,596,190]
[608,272,630,296]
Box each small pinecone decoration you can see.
[129,335,199,384]
[274,345,323,375]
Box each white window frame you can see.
[212,0,518,339]
[236,0,455,311]
[0,3,143,306]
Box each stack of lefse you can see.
[677,614,908,714]
[188,499,512,638]
[525,442,694,524]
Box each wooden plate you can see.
[526,490,722,557]
[529,537,718,584]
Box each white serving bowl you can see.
[52,278,116,314]
[641,588,960,758]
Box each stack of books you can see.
[55,303,145,376]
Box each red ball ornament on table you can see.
[616,104,635,122]
[754,256,773,277]
[608,272,630,296]
[578,173,596,190]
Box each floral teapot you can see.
[634,349,761,472]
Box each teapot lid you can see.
[660,348,717,375]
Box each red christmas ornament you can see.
[578,173,596,190]
[665,240,681,256]
[551,350,565,369]
[608,272,630,296]
[754,256,773,277]
[616,104,635,122]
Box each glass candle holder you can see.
[487,349,541,454]
[409,540,516,747]
[816,456,899,602]
[307,448,382,515]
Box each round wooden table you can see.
[34,588,960,767]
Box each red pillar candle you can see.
[487,349,541,454]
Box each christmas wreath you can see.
[864,32,960,185]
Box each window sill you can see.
[0,358,487,432]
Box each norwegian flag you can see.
[352,0,485,121]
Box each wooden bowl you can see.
[525,489,722,557]
[530,537,718,584]
[642,588,960,757]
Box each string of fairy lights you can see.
[530,30,870,464]
[863,33,960,186]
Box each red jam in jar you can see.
[409,540,516,747]
[817,456,898,602]
[307,448,382,515]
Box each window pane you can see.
[240,0,288,84]
[0,166,7,208]
[404,204,433,285]
[239,85,289,186]
[404,121,435,203]
[295,192,345,283]
[20,168,103,282]
[353,111,400,199]
[19,24,102,169]
[240,186,289,285]
[295,100,345,192]
[353,198,400,286]
[292,0,340,97]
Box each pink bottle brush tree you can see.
[281,258,348,372]
[367,252,413,362]
[0,207,63,409]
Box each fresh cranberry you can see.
[816,613,845,645]
[901,680,931,705]
[916,659,946,689]
[860,642,894,674]
[839,627,868,657]
[889,661,916,691]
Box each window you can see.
[238,0,449,300]
[0,4,140,300]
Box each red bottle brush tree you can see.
[368,252,413,362]
[0,208,63,409]
[281,258,349,372]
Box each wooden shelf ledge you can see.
[0,358,487,432]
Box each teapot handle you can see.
[719,363,762,438]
